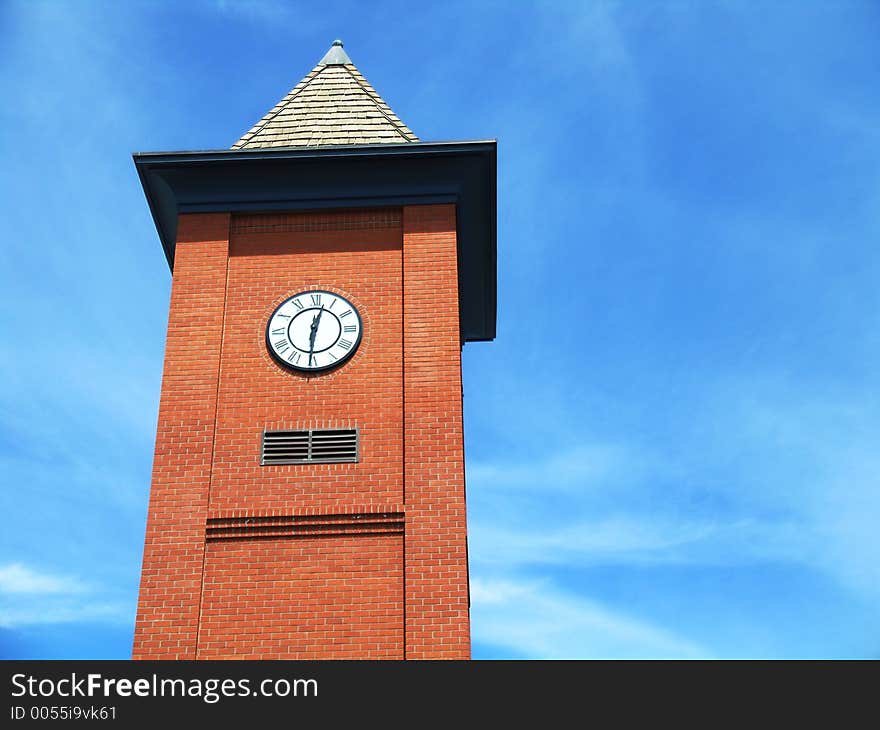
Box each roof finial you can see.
[319,39,352,66]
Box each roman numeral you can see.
[292,299,304,310]
[337,338,353,350]
[276,313,292,320]
[274,340,290,354]
[287,351,301,364]
[329,298,337,310]
[328,352,338,362]
[343,325,356,333]
[310,293,322,306]
[271,327,286,335]
[339,309,352,319]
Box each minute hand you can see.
[308,307,324,363]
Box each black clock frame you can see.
[265,290,364,374]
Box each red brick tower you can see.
[132,41,496,659]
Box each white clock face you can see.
[266,290,362,372]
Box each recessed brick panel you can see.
[210,210,403,512]
[198,535,404,660]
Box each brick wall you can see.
[132,213,230,659]
[133,205,469,659]
[211,210,404,512]
[199,534,404,659]
[403,205,470,659]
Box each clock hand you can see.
[308,306,324,365]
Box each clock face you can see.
[266,290,363,372]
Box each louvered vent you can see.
[261,428,359,465]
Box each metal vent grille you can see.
[261,428,359,465]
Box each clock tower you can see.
[131,41,496,659]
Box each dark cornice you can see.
[133,140,497,342]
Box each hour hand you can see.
[309,307,323,345]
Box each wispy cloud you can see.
[468,443,642,493]
[725,382,880,599]
[0,564,86,595]
[0,563,128,629]
[468,378,880,600]
[470,516,815,571]
[471,576,706,659]
[0,602,128,629]
[208,0,299,24]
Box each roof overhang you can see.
[133,140,497,342]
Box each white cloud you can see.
[471,576,706,659]
[468,443,640,493]
[730,386,880,598]
[209,0,298,23]
[0,563,85,595]
[467,379,880,600]
[0,602,128,629]
[470,514,819,574]
[0,563,128,629]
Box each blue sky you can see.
[2,0,879,659]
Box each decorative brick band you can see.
[207,505,405,520]
[206,510,405,541]
[231,209,401,234]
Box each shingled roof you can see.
[232,40,418,149]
